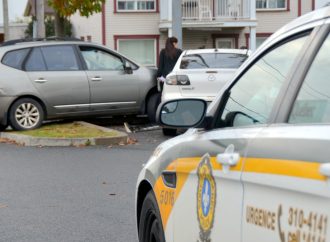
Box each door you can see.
[25,46,90,113]
[171,27,305,241]
[78,46,139,112]
[242,30,330,242]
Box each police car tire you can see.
[138,191,165,242]
[162,128,177,136]
[147,93,161,123]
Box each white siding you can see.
[0,24,28,40]
[301,0,313,15]
[70,12,102,44]
[255,0,298,33]
[105,2,160,49]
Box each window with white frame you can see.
[256,37,269,48]
[117,0,156,11]
[256,0,286,9]
[117,39,156,66]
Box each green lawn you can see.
[14,122,119,138]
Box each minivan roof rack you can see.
[1,37,82,46]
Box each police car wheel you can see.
[138,191,165,242]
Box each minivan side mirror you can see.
[124,61,133,74]
[158,99,207,128]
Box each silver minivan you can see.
[0,41,159,130]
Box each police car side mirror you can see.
[124,61,133,74]
[157,99,207,128]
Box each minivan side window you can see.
[40,46,79,71]
[25,48,47,71]
[216,34,309,128]
[79,46,124,71]
[289,33,330,124]
[2,48,30,70]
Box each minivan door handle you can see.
[320,163,330,177]
[34,78,47,83]
[216,144,240,173]
[91,76,102,82]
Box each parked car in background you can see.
[0,40,159,131]
[161,48,250,135]
[136,6,330,242]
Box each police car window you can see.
[180,53,248,69]
[289,33,330,124]
[2,48,30,70]
[217,34,309,128]
[79,46,124,71]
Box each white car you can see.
[162,48,250,103]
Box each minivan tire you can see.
[0,124,8,131]
[162,128,177,136]
[9,98,44,131]
[147,93,161,123]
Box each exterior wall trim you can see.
[102,3,106,45]
[211,34,239,48]
[113,0,159,13]
[245,33,273,48]
[113,34,160,66]
[298,0,302,16]
[312,0,315,10]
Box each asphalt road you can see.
[0,125,168,242]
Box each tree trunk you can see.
[2,0,9,41]
[36,0,45,38]
[55,13,65,38]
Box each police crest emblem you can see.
[197,153,216,242]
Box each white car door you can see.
[242,28,330,242]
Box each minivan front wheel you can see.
[147,93,161,123]
[9,98,44,131]
[0,124,8,131]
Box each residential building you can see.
[70,0,322,67]
[0,23,28,43]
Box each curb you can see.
[0,121,128,147]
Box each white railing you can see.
[182,0,251,20]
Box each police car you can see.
[136,6,330,242]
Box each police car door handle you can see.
[320,163,330,177]
[216,153,240,166]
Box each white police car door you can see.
[171,25,308,242]
[242,28,330,242]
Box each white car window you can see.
[180,53,248,69]
[289,32,330,124]
[217,34,309,127]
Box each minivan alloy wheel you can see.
[9,98,44,130]
[15,103,40,128]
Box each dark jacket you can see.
[157,48,182,78]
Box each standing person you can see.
[157,37,183,90]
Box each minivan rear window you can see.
[2,48,30,70]
[180,53,248,69]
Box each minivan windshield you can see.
[180,53,248,69]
